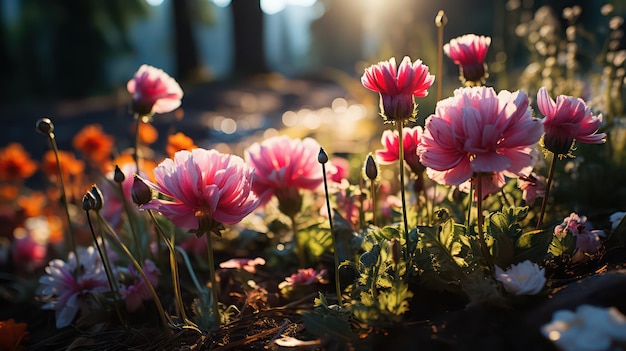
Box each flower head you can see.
[120,259,160,313]
[376,126,425,175]
[495,260,546,295]
[141,148,259,236]
[245,135,323,217]
[554,213,605,256]
[100,163,145,227]
[0,143,37,182]
[127,64,183,116]
[166,132,198,158]
[418,86,543,197]
[361,56,435,123]
[278,268,328,290]
[517,172,546,206]
[72,124,114,166]
[444,34,491,86]
[0,319,29,350]
[542,305,626,351]
[610,211,626,231]
[42,150,84,180]
[219,257,266,274]
[38,246,111,328]
[537,87,606,157]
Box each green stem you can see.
[465,182,474,232]
[175,246,204,293]
[118,182,142,264]
[205,233,221,328]
[370,179,377,228]
[95,212,171,332]
[85,210,127,329]
[291,215,306,267]
[536,154,557,230]
[321,162,343,305]
[475,174,494,269]
[397,121,410,264]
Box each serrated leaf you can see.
[548,232,576,257]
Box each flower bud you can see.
[36,118,54,135]
[363,153,378,181]
[132,175,153,205]
[82,194,94,211]
[113,165,125,183]
[88,185,104,211]
[391,237,402,265]
[318,147,329,164]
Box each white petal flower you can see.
[542,305,626,351]
[495,260,546,295]
[609,211,626,230]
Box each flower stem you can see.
[475,174,494,269]
[536,154,557,230]
[397,121,410,263]
[291,215,306,267]
[95,212,171,331]
[48,134,79,268]
[118,182,142,263]
[205,233,221,328]
[320,160,343,305]
[147,210,195,326]
[84,210,127,329]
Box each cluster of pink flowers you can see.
[554,213,605,257]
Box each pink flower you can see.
[329,156,350,183]
[127,64,183,116]
[537,87,606,156]
[141,148,259,235]
[376,126,425,175]
[444,34,491,86]
[245,135,323,217]
[278,268,327,290]
[38,246,110,328]
[361,56,435,123]
[418,86,543,197]
[219,257,266,274]
[120,259,160,313]
[100,163,142,228]
[12,216,50,273]
[517,172,546,206]
[554,213,605,256]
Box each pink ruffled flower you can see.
[38,246,111,328]
[376,126,425,175]
[361,56,435,123]
[418,86,543,197]
[127,64,183,116]
[444,34,491,86]
[141,148,259,235]
[537,87,606,157]
[278,268,328,290]
[517,172,546,206]
[554,213,605,256]
[219,257,266,274]
[120,259,160,313]
[245,135,323,217]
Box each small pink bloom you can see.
[12,216,50,273]
[141,148,259,234]
[419,87,543,197]
[120,259,160,313]
[329,157,350,183]
[537,87,606,156]
[554,213,605,256]
[219,257,266,274]
[444,34,491,86]
[245,136,323,217]
[517,172,546,206]
[376,126,425,175]
[278,268,327,290]
[127,64,183,116]
[361,56,435,123]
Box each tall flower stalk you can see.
[535,87,606,229]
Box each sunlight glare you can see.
[261,0,317,15]
[210,0,232,7]
[145,0,164,6]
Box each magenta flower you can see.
[418,86,543,196]
[127,64,183,116]
[245,135,323,217]
[141,148,259,235]
[537,87,606,157]
[38,246,111,328]
[554,213,605,257]
[361,56,435,123]
[376,126,425,175]
[517,172,546,206]
[444,34,491,86]
[120,259,160,313]
[278,268,328,290]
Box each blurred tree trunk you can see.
[172,0,202,82]
[231,0,268,76]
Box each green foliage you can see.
[302,293,354,343]
[547,231,577,258]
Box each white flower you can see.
[38,246,111,328]
[542,304,626,351]
[610,211,626,231]
[495,260,546,295]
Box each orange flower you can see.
[42,150,84,179]
[0,319,28,351]
[0,143,37,182]
[17,192,46,217]
[134,121,159,145]
[166,132,197,158]
[72,124,114,165]
[112,153,156,180]
[0,185,19,201]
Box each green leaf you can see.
[302,312,353,342]
[547,232,576,257]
